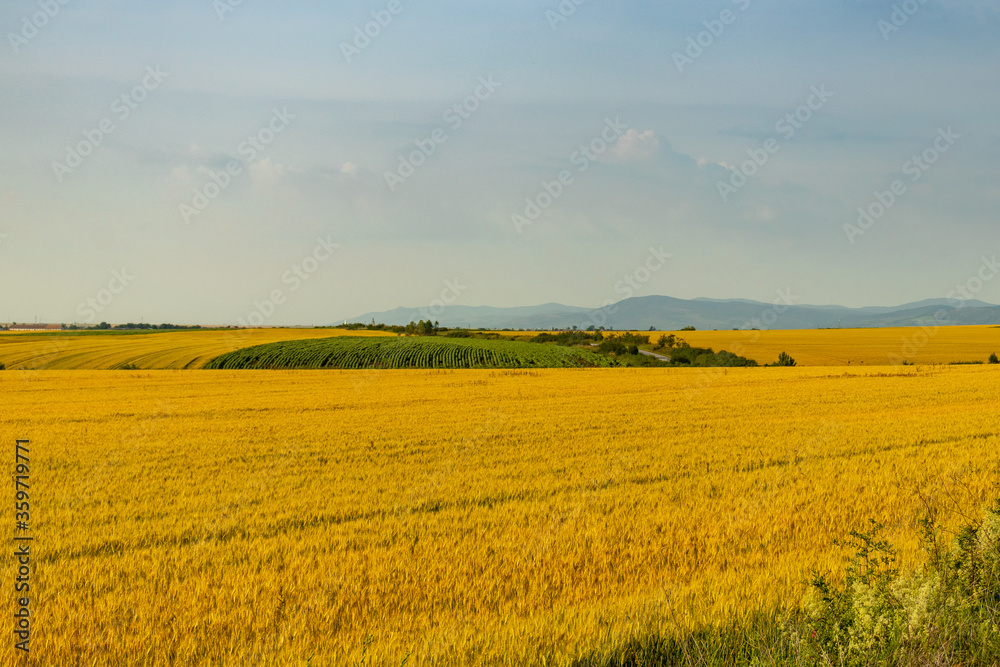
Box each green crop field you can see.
[204,335,616,370]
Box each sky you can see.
[1,0,999,326]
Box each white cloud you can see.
[180,143,213,162]
[698,156,731,169]
[249,158,291,188]
[606,129,660,162]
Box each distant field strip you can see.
[646,325,1000,366]
[0,329,394,370]
[4,325,1000,370]
[205,336,615,369]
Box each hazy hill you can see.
[345,296,1000,330]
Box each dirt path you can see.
[638,349,672,362]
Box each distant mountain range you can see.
[344,296,1000,331]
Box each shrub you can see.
[598,341,627,355]
[772,351,796,367]
[989,353,999,364]
[800,500,1000,666]
[579,498,1000,666]
[802,521,902,664]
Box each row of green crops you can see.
[204,336,617,370]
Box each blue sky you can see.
[1,0,998,325]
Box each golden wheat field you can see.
[4,325,1000,371]
[655,325,1000,366]
[2,362,999,666]
[0,329,395,371]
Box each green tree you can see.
[990,353,999,364]
[773,351,796,367]
[657,334,677,349]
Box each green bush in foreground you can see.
[801,501,1000,666]
[575,499,1000,666]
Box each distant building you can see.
[7,324,62,331]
